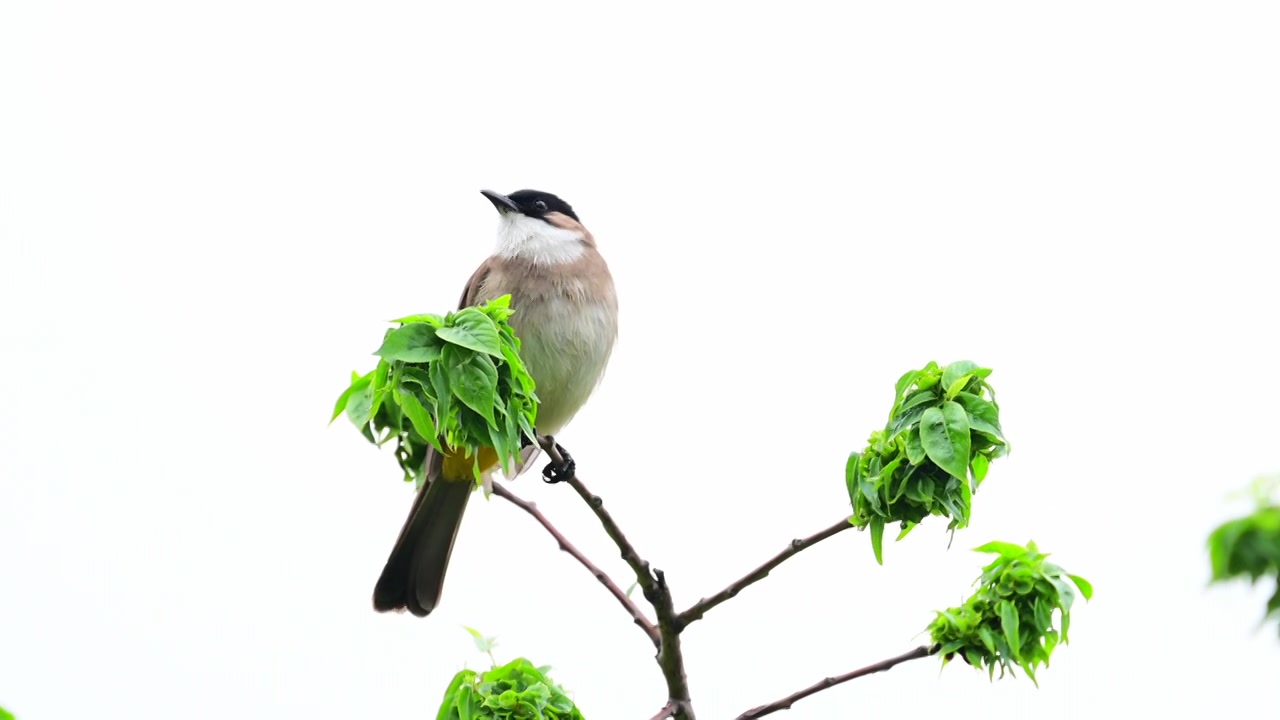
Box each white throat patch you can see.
[495,213,586,265]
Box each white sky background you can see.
[2,2,1279,718]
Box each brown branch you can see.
[538,437,696,719]
[564,476,695,718]
[539,441,659,599]
[648,700,677,720]
[650,568,694,719]
[491,481,660,648]
[735,645,937,718]
[678,516,856,627]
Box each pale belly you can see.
[506,295,617,435]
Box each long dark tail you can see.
[372,451,473,616]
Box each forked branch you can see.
[507,440,925,720]
[540,439,696,719]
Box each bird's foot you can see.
[540,439,576,484]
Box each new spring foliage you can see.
[436,658,586,720]
[331,295,539,487]
[928,540,1093,685]
[1207,476,1280,635]
[846,360,1008,564]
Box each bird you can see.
[372,188,619,617]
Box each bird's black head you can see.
[480,189,579,222]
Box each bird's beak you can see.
[480,189,520,215]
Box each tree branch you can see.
[678,516,856,627]
[648,700,677,720]
[539,437,696,719]
[563,474,696,718]
[491,482,660,648]
[650,567,694,720]
[735,645,938,719]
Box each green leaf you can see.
[846,452,862,505]
[919,401,971,481]
[997,599,1021,660]
[914,474,935,504]
[934,479,964,523]
[0,706,13,720]
[915,361,941,390]
[436,307,504,357]
[463,625,497,654]
[375,323,443,363]
[905,427,926,465]
[973,541,1028,559]
[1049,576,1077,613]
[1043,628,1059,657]
[398,366,435,392]
[941,361,979,394]
[499,397,521,471]
[436,671,472,720]
[899,389,939,414]
[890,399,935,438]
[859,477,883,515]
[953,392,1004,440]
[451,353,500,428]
[945,373,973,400]
[331,372,372,422]
[457,686,478,720]
[1067,574,1094,601]
[370,361,392,419]
[870,516,885,565]
[344,379,374,428]
[391,312,445,326]
[397,387,438,441]
[501,342,535,394]
[893,369,922,409]
[1021,660,1039,687]
[971,453,990,483]
[429,353,453,434]
[976,625,997,654]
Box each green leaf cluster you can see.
[846,360,1008,563]
[1207,476,1280,634]
[1,705,13,720]
[928,540,1093,685]
[331,295,539,486]
[436,657,585,720]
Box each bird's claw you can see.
[541,443,576,484]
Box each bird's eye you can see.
[533,200,548,212]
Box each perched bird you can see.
[372,188,619,617]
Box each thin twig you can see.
[679,517,856,626]
[566,477,661,609]
[491,482,660,648]
[735,645,937,719]
[538,439,662,602]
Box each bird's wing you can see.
[458,256,494,309]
